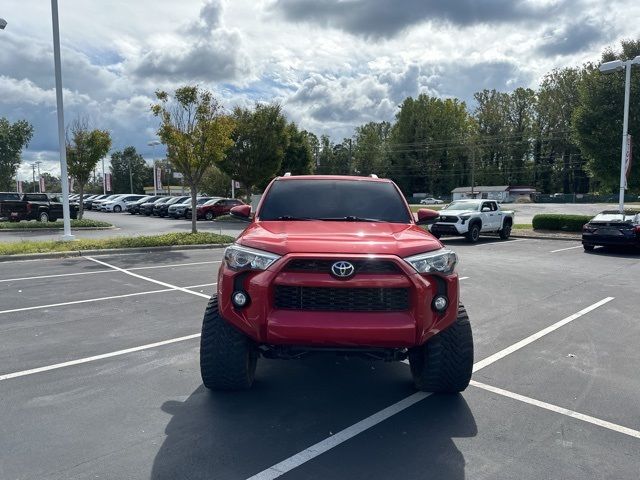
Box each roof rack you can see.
[283,172,292,177]
[369,174,378,178]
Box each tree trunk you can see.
[78,182,84,220]
[190,183,197,234]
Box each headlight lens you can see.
[404,248,457,275]
[224,244,281,271]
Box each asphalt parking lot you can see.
[1,238,639,479]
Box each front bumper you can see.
[582,232,639,247]
[217,253,459,348]
[430,222,465,235]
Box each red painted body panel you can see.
[216,175,460,348]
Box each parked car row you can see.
[77,193,245,220]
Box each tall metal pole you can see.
[129,158,133,194]
[102,157,106,194]
[618,64,631,214]
[231,178,235,199]
[51,0,73,240]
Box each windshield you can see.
[203,198,223,206]
[259,179,411,223]
[444,201,480,211]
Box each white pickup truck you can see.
[429,199,515,242]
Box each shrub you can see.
[532,214,592,232]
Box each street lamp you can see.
[599,55,640,213]
[49,0,74,240]
[148,140,161,195]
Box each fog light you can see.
[432,295,448,312]
[232,291,249,308]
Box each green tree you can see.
[280,123,314,175]
[200,165,231,197]
[110,146,151,194]
[219,103,288,197]
[0,118,34,191]
[573,39,640,192]
[66,119,112,219]
[152,86,235,233]
[353,121,391,177]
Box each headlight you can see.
[404,248,457,275]
[224,244,281,271]
[459,215,470,224]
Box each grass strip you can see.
[0,219,112,230]
[0,232,234,256]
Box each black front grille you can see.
[284,259,400,274]
[438,216,459,223]
[274,286,409,312]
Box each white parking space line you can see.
[550,245,583,253]
[0,334,202,382]
[0,261,221,284]
[84,256,211,299]
[459,276,469,280]
[470,238,528,247]
[0,283,216,316]
[472,296,614,372]
[247,392,432,480]
[248,296,616,480]
[470,381,640,440]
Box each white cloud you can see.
[1,0,639,181]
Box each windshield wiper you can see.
[318,216,389,222]
[273,215,314,221]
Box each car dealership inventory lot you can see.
[1,239,639,479]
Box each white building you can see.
[451,186,537,202]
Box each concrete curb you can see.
[511,231,581,242]
[0,243,232,262]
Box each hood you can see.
[439,209,476,216]
[238,221,442,257]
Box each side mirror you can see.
[416,208,439,225]
[230,204,252,221]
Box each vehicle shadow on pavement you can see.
[149,357,476,480]
[586,246,640,258]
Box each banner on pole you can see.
[105,173,112,192]
[69,177,75,192]
[624,134,632,189]
[39,176,46,193]
[156,167,163,189]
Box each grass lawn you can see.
[0,232,234,256]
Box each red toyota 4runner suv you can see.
[200,175,473,392]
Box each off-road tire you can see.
[38,211,49,223]
[408,304,474,393]
[583,244,595,252]
[113,205,122,213]
[205,211,214,221]
[465,223,481,243]
[499,221,512,240]
[200,296,258,390]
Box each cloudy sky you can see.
[1,0,637,180]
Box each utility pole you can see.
[31,163,37,192]
[470,147,476,198]
[348,138,353,175]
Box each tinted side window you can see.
[24,194,48,202]
[0,193,20,201]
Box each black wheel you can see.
[205,211,214,221]
[113,205,122,213]
[499,222,512,240]
[465,223,480,243]
[583,244,595,252]
[408,304,474,393]
[200,296,258,390]
[38,211,49,223]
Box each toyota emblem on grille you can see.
[331,261,355,279]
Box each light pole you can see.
[50,0,74,240]
[148,140,161,195]
[599,56,640,213]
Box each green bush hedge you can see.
[532,214,592,232]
